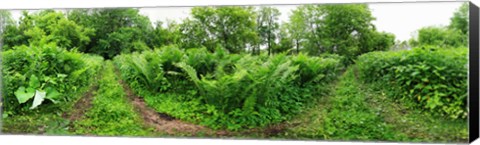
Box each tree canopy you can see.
[284,4,395,62]
[179,6,258,53]
[2,10,94,51]
[409,3,468,48]
[67,8,154,59]
[6,4,459,63]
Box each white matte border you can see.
[0,0,471,9]
[0,0,478,145]
[0,135,465,145]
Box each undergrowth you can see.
[114,46,344,131]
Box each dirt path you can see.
[61,67,103,132]
[112,67,292,138]
[113,68,227,136]
[63,85,98,122]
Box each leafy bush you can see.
[356,47,468,119]
[114,46,343,130]
[2,43,103,114]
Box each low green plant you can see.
[356,46,468,119]
[2,43,103,114]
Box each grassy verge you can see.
[277,66,467,143]
[71,61,156,137]
[364,79,468,143]
[279,67,404,141]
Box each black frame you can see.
[469,1,479,143]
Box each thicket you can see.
[114,46,344,130]
[2,43,103,115]
[356,47,468,119]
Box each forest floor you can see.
[1,62,468,143]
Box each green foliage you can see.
[409,26,466,48]
[254,6,281,55]
[2,43,103,114]
[67,8,154,59]
[2,10,94,51]
[273,24,295,54]
[285,4,395,62]
[409,4,468,48]
[114,46,343,131]
[356,47,468,119]
[149,21,181,48]
[179,6,258,53]
[0,10,14,38]
[449,3,468,36]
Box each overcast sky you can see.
[8,1,464,42]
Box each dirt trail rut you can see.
[113,68,229,136]
[113,67,291,137]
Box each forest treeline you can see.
[0,3,467,62]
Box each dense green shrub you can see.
[114,46,343,130]
[356,46,468,119]
[2,43,103,114]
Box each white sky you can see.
[8,2,464,42]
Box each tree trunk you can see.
[296,40,299,54]
[268,33,271,56]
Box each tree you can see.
[2,10,94,51]
[285,8,308,54]
[67,8,154,59]
[391,40,410,51]
[274,24,294,54]
[409,3,469,48]
[358,30,395,54]
[178,18,209,49]
[150,20,181,48]
[255,6,281,55]
[409,26,465,48]
[180,6,258,53]
[0,10,13,38]
[449,2,468,36]
[286,4,394,62]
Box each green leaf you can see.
[45,87,61,104]
[14,86,35,104]
[30,90,46,110]
[421,78,429,82]
[29,74,41,88]
[411,71,420,76]
[57,73,67,78]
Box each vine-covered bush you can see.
[114,46,344,130]
[356,46,468,119]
